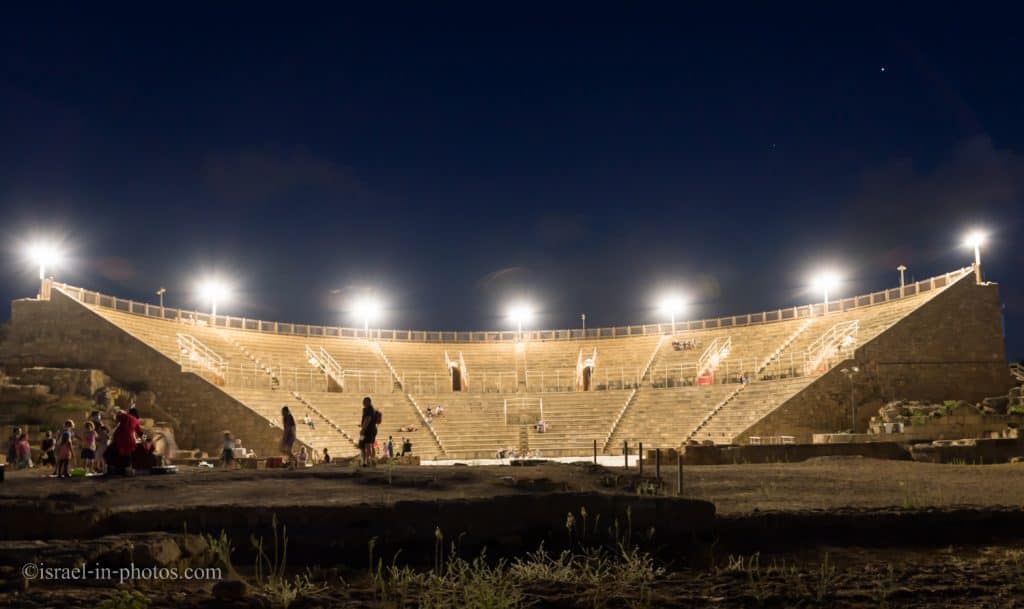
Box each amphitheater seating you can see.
[380,341,518,393]
[608,385,737,451]
[690,287,945,444]
[222,387,360,458]
[63,268,969,456]
[299,391,443,459]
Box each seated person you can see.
[130,437,159,470]
[435,405,445,417]
[401,437,412,456]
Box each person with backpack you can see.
[359,397,379,466]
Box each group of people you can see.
[275,398,415,469]
[424,405,444,422]
[6,406,149,477]
[496,447,543,459]
[672,338,698,351]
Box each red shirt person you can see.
[114,408,142,457]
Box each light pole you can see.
[26,241,63,299]
[813,273,839,316]
[659,295,685,335]
[841,366,859,433]
[897,265,906,295]
[509,304,533,343]
[581,313,586,332]
[198,280,228,320]
[963,231,986,284]
[156,287,166,309]
[353,296,381,340]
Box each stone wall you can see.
[16,367,111,397]
[738,275,1015,443]
[0,292,285,457]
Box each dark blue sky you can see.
[1,5,1021,358]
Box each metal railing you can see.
[306,345,345,389]
[177,333,226,382]
[697,336,732,377]
[50,266,972,343]
[504,397,544,425]
[803,321,859,376]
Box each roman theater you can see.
[1,264,1013,461]
[2,258,1022,608]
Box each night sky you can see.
[1,6,1021,359]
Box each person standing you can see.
[359,397,378,466]
[280,406,297,469]
[112,408,141,474]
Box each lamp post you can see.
[964,231,986,284]
[659,295,684,335]
[509,304,533,343]
[353,296,382,340]
[897,265,906,295]
[841,366,859,433]
[156,287,166,309]
[813,273,839,316]
[198,280,228,320]
[581,313,586,333]
[26,242,63,300]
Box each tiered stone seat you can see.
[522,391,630,456]
[380,341,518,393]
[223,387,360,458]
[643,317,810,388]
[608,385,737,451]
[411,393,519,458]
[522,335,661,391]
[763,289,937,380]
[692,377,809,443]
[413,391,628,457]
[67,268,970,457]
[299,391,443,459]
[693,287,952,444]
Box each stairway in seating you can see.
[370,341,447,457]
[292,390,360,451]
[220,332,281,388]
[684,318,815,443]
[517,427,530,455]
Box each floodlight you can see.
[963,229,988,283]
[811,272,840,314]
[508,303,534,325]
[963,230,987,249]
[507,303,534,341]
[197,278,230,317]
[812,272,840,292]
[352,296,382,337]
[25,240,64,280]
[657,294,686,333]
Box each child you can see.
[56,424,73,478]
[221,432,235,469]
[15,433,33,469]
[387,436,394,458]
[95,425,109,473]
[40,431,55,468]
[80,421,97,473]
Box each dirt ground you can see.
[2,457,1023,514]
[4,458,1024,608]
